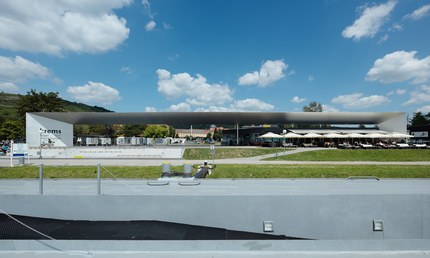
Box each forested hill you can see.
[0,92,112,122]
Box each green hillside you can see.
[0,92,112,122]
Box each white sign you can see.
[12,143,29,156]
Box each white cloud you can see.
[291,96,307,103]
[0,0,130,55]
[387,88,406,96]
[396,88,406,95]
[0,56,50,82]
[417,105,430,113]
[331,92,389,109]
[145,106,157,112]
[142,0,155,19]
[308,75,315,82]
[377,34,389,44]
[168,103,191,112]
[0,82,19,93]
[67,81,121,105]
[0,56,51,82]
[391,23,403,31]
[403,85,430,106]
[342,0,396,41]
[194,99,274,112]
[366,51,430,84]
[238,60,288,87]
[232,99,274,111]
[163,22,173,30]
[145,20,156,31]
[404,4,430,20]
[156,69,233,106]
[322,104,340,112]
[120,66,132,74]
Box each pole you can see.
[97,164,101,195]
[236,123,239,146]
[9,140,13,167]
[39,164,43,195]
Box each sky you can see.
[0,0,430,117]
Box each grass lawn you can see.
[0,164,429,179]
[183,147,286,160]
[265,149,430,161]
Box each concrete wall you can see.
[26,113,73,147]
[2,193,428,240]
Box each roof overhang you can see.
[29,112,406,127]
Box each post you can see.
[236,123,239,146]
[97,164,101,195]
[9,140,13,167]
[39,164,43,195]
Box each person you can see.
[1,145,8,155]
[194,160,216,178]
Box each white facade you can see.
[26,113,73,147]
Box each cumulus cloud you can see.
[387,88,406,96]
[0,55,50,82]
[168,103,191,112]
[403,85,430,106]
[156,69,233,106]
[404,4,430,20]
[67,81,121,105]
[0,82,19,93]
[331,93,389,109]
[232,99,274,111]
[0,0,130,55]
[342,0,396,41]
[417,105,430,113]
[144,106,157,112]
[145,20,156,31]
[291,96,306,103]
[238,60,288,87]
[322,104,340,112]
[366,51,430,84]
[194,99,274,112]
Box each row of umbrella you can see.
[259,132,413,139]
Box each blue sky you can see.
[0,0,430,116]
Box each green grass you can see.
[183,147,287,160]
[208,164,430,178]
[265,149,430,161]
[1,164,429,179]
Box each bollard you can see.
[183,163,192,178]
[162,162,171,177]
[97,164,101,195]
[39,164,43,195]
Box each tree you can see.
[16,89,64,120]
[123,124,146,137]
[409,111,429,126]
[213,128,223,142]
[142,125,169,138]
[0,120,24,140]
[303,101,323,112]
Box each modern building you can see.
[26,112,408,147]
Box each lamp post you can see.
[39,128,43,159]
[282,129,287,154]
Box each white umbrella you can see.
[389,132,413,138]
[283,132,304,138]
[302,133,323,138]
[323,133,347,138]
[366,133,388,139]
[346,133,366,138]
[258,132,282,138]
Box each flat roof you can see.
[30,112,405,126]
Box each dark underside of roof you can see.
[29,112,404,127]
